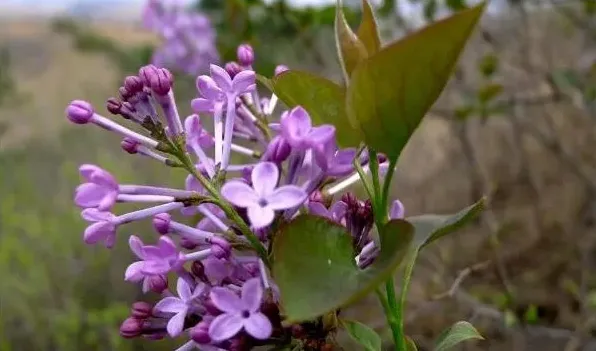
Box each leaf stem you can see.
[396,251,417,351]
[381,157,398,212]
[376,288,401,348]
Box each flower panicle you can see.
[67,41,404,350]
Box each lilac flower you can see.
[221,162,307,228]
[208,278,272,342]
[154,277,205,337]
[125,235,183,290]
[143,0,219,75]
[75,164,118,210]
[308,201,348,224]
[81,208,118,248]
[281,106,335,151]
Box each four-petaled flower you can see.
[192,64,256,112]
[75,164,118,211]
[221,162,307,228]
[81,208,118,248]
[154,277,205,337]
[208,278,272,342]
[125,235,181,291]
[281,106,335,152]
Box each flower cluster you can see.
[66,44,404,350]
[142,0,219,75]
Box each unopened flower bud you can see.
[124,75,144,94]
[150,68,173,95]
[189,321,211,344]
[66,100,94,124]
[120,317,143,339]
[225,61,242,79]
[119,86,132,100]
[191,261,205,278]
[148,274,168,293]
[237,44,254,66]
[274,65,289,76]
[139,64,160,87]
[121,138,139,154]
[309,190,324,203]
[180,237,199,250]
[131,301,153,319]
[152,213,171,234]
[106,97,122,115]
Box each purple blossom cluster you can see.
[142,0,219,75]
[66,44,404,350]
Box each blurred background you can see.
[1,0,595,350]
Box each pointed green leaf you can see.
[357,0,382,55]
[265,70,361,147]
[408,198,485,249]
[342,319,382,351]
[335,0,368,81]
[434,321,484,351]
[272,216,414,323]
[346,3,486,160]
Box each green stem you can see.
[375,289,401,348]
[396,251,417,351]
[179,152,270,266]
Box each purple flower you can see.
[308,201,347,224]
[193,65,255,107]
[208,278,272,342]
[390,199,405,219]
[81,208,118,248]
[221,162,307,228]
[74,164,119,210]
[281,107,335,151]
[154,277,205,337]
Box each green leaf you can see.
[342,319,382,351]
[346,3,486,160]
[478,53,498,78]
[408,198,485,249]
[446,0,468,11]
[272,215,414,323]
[357,0,382,55]
[335,0,368,82]
[434,321,484,351]
[265,71,361,147]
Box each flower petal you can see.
[210,287,243,313]
[97,191,117,211]
[154,297,187,314]
[210,64,233,92]
[244,312,273,340]
[79,164,102,182]
[124,261,144,282]
[241,278,263,312]
[247,206,275,229]
[81,208,114,222]
[83,221,113,245]
[308,125,335,145]
[221,181,258,208]
[232,70,256,94]
[184,114,201,137]
[141,260,171,275]
[74,183,107,208]
[308,202,330,219]
[208,313,244,342]
[330,201,348,221]
[196,75,223,100]
[166,311,187,337]
[157,236,178,257]
[191,98,214,113]
[251,162,279,198]
[89,168,118,189]
[177,277,192,302]
[266,186,307,211]
[128,235,145,259]
[281,106,312,148]
[390,199,405,219]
